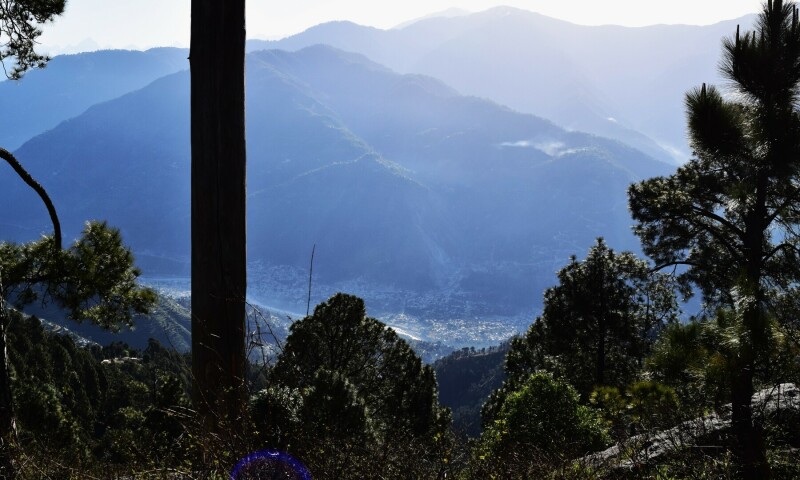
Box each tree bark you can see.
[0,273,17,479]
[0,140,63,480]
[0,148,61,250]
[730,359,769,480]
[190,0,247,425]
[730,304,771,479]
[730,180,771,480]
[0,144,62,479]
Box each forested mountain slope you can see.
[0,48,188,150]
[0,46,672,322]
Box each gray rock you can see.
[581,383,799,471]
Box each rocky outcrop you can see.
[582,383,799,471]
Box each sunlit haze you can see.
[39,0,760,54]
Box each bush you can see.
[470,373,609,477]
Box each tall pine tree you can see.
[628,2,800,476]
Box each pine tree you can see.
[628,2,800,476]
[271,294,447,441]
[266,294,451,475]
[484,239,677,427]
[0,223,156,477]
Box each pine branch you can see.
[0,147,61,250]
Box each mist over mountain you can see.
[4,4,799,477]
[250,7,757,162]
[392,8,471,30]
[0,48,188,151]
[0,46,671,332]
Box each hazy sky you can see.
[39,0,761,54]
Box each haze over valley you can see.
[9,3,800,477]
[1,6,751,350]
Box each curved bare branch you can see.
[0,147,61,250]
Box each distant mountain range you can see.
[22,289,455,363]
[5,6,741,345]
[0,45,671,328]
[0,48,188,151]
[249,6,757,162]
[21,293,193,352]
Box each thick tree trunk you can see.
[731,282,770,479]
[730,360,769,480]
[731,188,771,480]
[190,0,247,425]
[0,276,17,479]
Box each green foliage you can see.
[0,220,156,476]
[1,221,156,327]
[300,368,370,443]
[591,381,680,441]
[647,315,734,413]
[262,293,453,478]
[249,384,303,449]
[5,311,193,475]
[628,4,800,473]
[0,0,66,79]
[626,381,680,429]
[433,343,509,437]
[589,385,628,437]
[647,311,800,414]
[470,373,608,478]
[509,239,678,396]
[491,373,609,455]
[484,239,678,429]
[56,222,156,327]
[270,293,447,439]
[626,0,800,381]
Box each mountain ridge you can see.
[0,47,188,151]
[1,45,672,327]
[248,8,758,162]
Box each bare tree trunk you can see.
[0,272,17,479]
[190,0,248,425]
